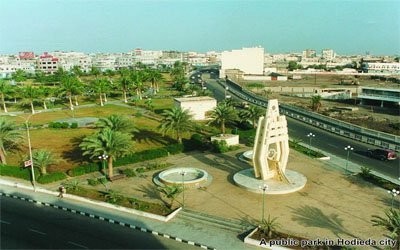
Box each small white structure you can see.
[174,96,217,120]
[252,99,290,181]
[211,134,239,146]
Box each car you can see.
[366,149,397,161]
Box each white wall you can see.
[174,97,217,120]
[220,47,264,78]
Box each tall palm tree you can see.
[131,70,145,100]
[171,61,185,82]
[96,114,137,133]
[117,68,131,103]
[0,117,23,164]
[146,69,163,93]
[12,69,27,84]
[208,102,238,135]
[159,107,193,144]
[311,95,322,112]
[79,128,134,178]
[0,79,12,113]
[91,77,110,106]
[22,85,38,114]
[37,86,53,110]
[32,149,57,175]
[240,105,265,128]
[59,75,81,110]
[372,208,400,248]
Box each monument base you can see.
[233,168,307,194]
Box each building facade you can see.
[219,47,265,78]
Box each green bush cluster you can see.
[0,164,37,180]
[67,163,100,177]
[48,121,79,129]
[37,172,67,184]
[87,176,107,186]
[121,168,136,177]
[358,167,397,190]
[184,133,209,151]
[211,140,240,153]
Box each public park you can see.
[1,63,399,249]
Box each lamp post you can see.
[388,189,400,209]
[98,154,109,173]
[225,86,229,99]
[344,145,354,174]
[307,132,315,155]
[10,113,38,191]
[259,184,268,222]
[180,170,187,208]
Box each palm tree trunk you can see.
[100,93,104,106]
[43,100,47,110]
[107,156,113,178]
[0,148,7,164]
[74,95,79,106]
[69,95,74,110]
[103,93,107,102]
[221,122,225,135]
[156,82,159,93]
[30,101,35,114]
[123,90,127,103]
[1,93,7,113]
[41,166,47,175]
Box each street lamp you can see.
[10,113,39,191]
[180,170,187,208]
[388,189,400,209]
[344,145,354,174]
[98,154,109,173]
[225,86,229,99]
[259,184,268,222]
[307,132,315,155]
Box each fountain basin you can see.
[155,167,210,188]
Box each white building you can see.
[363,62,400,74]
[52,51,92,73]
[174,96,217,120]
[220,47,264,78]
[321,49,335,61]
[91,53,117,72]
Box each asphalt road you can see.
[0,196,197,250]
[201,73,399,179]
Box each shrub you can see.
[122,168,136,177]
[87,178,100,186]
[70,122,78,128]
[67,163,100,177]
[61,122,70,129]
[0,164,38,180]
[212,140,230,153]
[37,172,67,184]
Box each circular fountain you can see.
[154,167,211,188]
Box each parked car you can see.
[366,149,397,161]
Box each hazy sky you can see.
[1,0,399,55]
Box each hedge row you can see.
[0,165,38,181]
[37,172,68,184]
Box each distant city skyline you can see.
[1,0,399,56]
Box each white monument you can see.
[233,99,307,194]
[252,99,290,183]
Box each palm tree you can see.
[90,66,101,78]
[259,215,280,238]
[96,114,137,133]
[37,86,52,110]
[159,107,193,144]
[59,75,81,110]
[0,117,23,164]
[171,61,185,81]
[117,68,131,103]
[157,185,183,209]
[208,102,238,135]
[22,85,38,114]
[240,105,264,128]
[146,69,163,93]
[32,149,57,175]
[12,69,27,84]
[131,70,145,100]
[79,128,134,178]
[91,77,110,106]
[71,65,83,77]
[0,79,12,113]
[372,209,400,248]
[311,95,322,112]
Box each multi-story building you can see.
[302,49,316,58]
[362,62,400,74]
[358,87,400,107]
[52,51,92,73]
[91,53,116,72]
[37,52,60,74]
[219,47,265,78]
[133,49,163,65]
[321,49,335,61]
[115,53,134,69]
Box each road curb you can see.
[0,192,217,250]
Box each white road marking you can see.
[29,228,46,235]
[327,143,339,148]
[67,241,88,249]
[0,220,11,224]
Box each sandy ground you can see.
[71,147,395,243]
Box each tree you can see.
[287,61,302,71]
[90,66,101,78]
[59,74,82,110]
[159,107,193,144]
[22,85,38,114]
[131,70,145,100]
[0,79,12,113]
[37,86,52,110]
[208,102,238,134]
[171,61,185,82]
[259,215,281,238]
[0,117,23,164]
[240,105,264,128]
[12,69,27,83]
[71,65,83,77]
[91,77,110,106]
[372,209,400,249]
[311,95,322,112]
[157,185,183,209]
[146,69,163,93]
[32,149,57,175]
[79,128,134,178]
[96,114,137,133]
[117,68,131,103]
